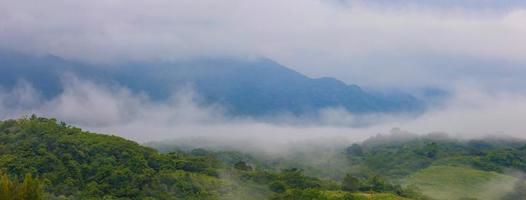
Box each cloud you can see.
[1,76,525,153]
[0,0,525,90]
[335,0,526,11]
[381,85,526,138]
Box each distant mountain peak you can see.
[0,50,426,116]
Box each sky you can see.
[1,0,526,147]
[1,0,525,91]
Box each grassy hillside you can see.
[345,133,526,179]
[343,133,526,200]
[404,166,517,200]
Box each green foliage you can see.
[346,134,526,179]
[271,188,328,200]
[342,134,526,200]
[0,116,223,199]
[279,168,322,189]
[234,161,253,171]
[269,181,287,193]
[477,146,526,171]
[0,117,162,198]
[0,172,44,200]
[349,192,411,200]
[341,174,360,192]
[0,116,433,200]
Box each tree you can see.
[341,174,361,192]
[359,175,388,192]
[18,173,44,200]
[0,173,13,199]
[234,161,253,171]
[269,181,286,193]
[346,144,364,156]
[272,189,328,200]
[0,173,43,200]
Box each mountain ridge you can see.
[0,50,425,116]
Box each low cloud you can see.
[1,76,525,153]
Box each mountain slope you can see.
[0,116,416,199]
[0,116,268,199]
[0,50,425,116]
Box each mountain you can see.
[0,50,425,116]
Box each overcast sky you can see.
[2,0,526,144]
[1,0,525,91]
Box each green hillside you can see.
[343,133,526,200]
[345,133,526,180]
[2,116,525,199]
[0,116,414,200]
[0,116,223,199]
[404,166,517,200]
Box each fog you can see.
[2,0,525,147]
[2,0,525,152]
[1,0,526,90]
[1,76,525,153]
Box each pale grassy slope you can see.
[403,166,517,200]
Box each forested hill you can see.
[344,133,526,199]
[0,116,168,199]
[0,116,417,200]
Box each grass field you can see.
[403,165,517,200]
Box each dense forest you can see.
[0,116,525,199]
